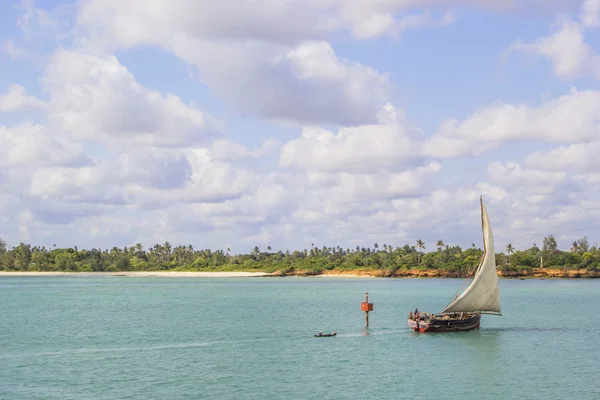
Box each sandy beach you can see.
[0,271,371,278]
[0,271,273,277]
[0,271,370,278]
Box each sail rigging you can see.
[441,196,501,315]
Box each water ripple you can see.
[0,342,212,359]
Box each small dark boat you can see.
[314,332,337,337]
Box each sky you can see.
[1,0,600,254]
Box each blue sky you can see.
[1,0,600,253]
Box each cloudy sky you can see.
[0,0,599,253]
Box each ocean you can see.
[1,276,598,399]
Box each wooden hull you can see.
[408,314,481,333]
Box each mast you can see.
[441,196,501,315]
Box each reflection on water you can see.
[456,330,501,356]
[0,342,213,360]
[483,327,575,332]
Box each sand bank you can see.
[0,271,272,277]
[313,272,373,278]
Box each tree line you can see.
[0,234,598,274]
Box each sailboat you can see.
[407,196,501,332]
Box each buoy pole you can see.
[361,292,373,328]
[365,292,369,327]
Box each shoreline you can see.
[273,268,600,279]
[0,271,272,278]
[0,268,598,278]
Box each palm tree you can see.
[416,239,425,265]
[163,242,172,261]
[505,244,514,267]
[436,240,444,263]
[570,241,579,253]
[134,243,144,257]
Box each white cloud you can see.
[506,0,600,80]
[425,88,600,157]
[525,141,600,172]
[260,161,443,242]
[269,182,517,252]
[76,0,575,47]
[125,147,259,206]
[71,0,581,129]
[26,146,257,207]
[346,10,455,39]
[77,0,459,46]
[167,38,391,126]
[77,0,337,47]
[507,16,600,80]
[321,161,442,201]
[211,138,279,162]
[0,123,88,169]
[488,161,566,192]
[161,181,295,234]
[483,159,591,241]
[438,155,599,250]
[0,85,46,112]
[280,104,426,172]
[17,0,74,40]
[581,0,600,28]
[73,1,459,127]
[1,40,30,61]
[43,49,223,147]
[423,136,498,159]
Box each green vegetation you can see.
[1,234,599,275]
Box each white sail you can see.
[441,196,501,314]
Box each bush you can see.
[587,262,600,271]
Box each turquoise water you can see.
[0,277,598,400]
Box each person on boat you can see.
[409,311,413,320]
[318,331,323,336]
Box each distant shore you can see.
[0,271,272,278]
[0,268,599,278]
[314,268,600,279]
